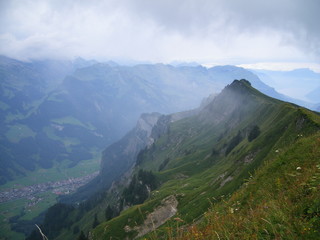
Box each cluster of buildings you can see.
[0,171,99,203]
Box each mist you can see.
[0,0,319,68]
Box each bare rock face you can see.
[97,113,162,188]
[134,195,178,238]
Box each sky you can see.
[0,0,319,71]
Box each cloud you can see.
[124,0,320,57]
[0,0,319,63]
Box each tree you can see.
[73,225,80,234]
[121,170,159,207]
[159,158,170,171]
[105,205,113,221]
[226,131,243,155]
[248,125,261,142]
[78,231,87,240]
[92,213,99,228]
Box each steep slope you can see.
[4,58,293,240]
[61,94,214,204]
[4,55,316,239]
[90,80,320,239]
[60,112,162,203]
[0,56,77,183]
[172,131,320,239]
[25,110,198,240]
[1,55,299,185]
[25,80,320,240]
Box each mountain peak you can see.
[230,79,251,86]
[225,79,252,93]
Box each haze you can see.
[0,0,319,70]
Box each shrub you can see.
[248,125,261,142]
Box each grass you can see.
[4,96,47,124]
[92,198,164,240]
[20,192,58,221]
[0,120,101,240]
[0,217,25,240]
[43,125,81,151]
[0,198,32,240]
[0,101,9,110]
[90,95,320,239]
[0,153,100,240]
[0,153,100,190]
[163,132,320,239]
[4,112,25,123]
[46,91,66,102]
[5,124,36,143]
[51,116,96,130]
[0,192,58,240]
[31,82,319,240]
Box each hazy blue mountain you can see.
[1,56,305,185]
[169,60,200,67]
[0,56,101,183]
[72,57,99,69]
[209,65,278,94]
[306,86,320,103]
[0,56,75,183]
[253,68,320,105]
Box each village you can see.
[0,171,99,204]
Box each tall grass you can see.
[158,133,320,240]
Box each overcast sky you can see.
[0,0,319,70]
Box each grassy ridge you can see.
[168,132,320,239]
[36,81,319,240]
[91,81,320,239]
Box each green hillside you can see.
[91,80,319,239]
[171,130,320,239]
[27,80,320,240]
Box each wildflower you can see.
[229,207,234,214]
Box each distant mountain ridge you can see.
[2,56,298,185]
[306,86,320,103]
[252,68,320,106]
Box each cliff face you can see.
[97,104,206,193]
[99,112,161,185]
[62,105,202,204]
[60,112,162,202]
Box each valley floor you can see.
[0,171,98,203]
[0,157,100,240]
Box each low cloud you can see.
[0,0,319,63]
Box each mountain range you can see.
[1,55,319,239]
[26,80,320,240]
[1,55,309,185]
[253,68,320,107]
